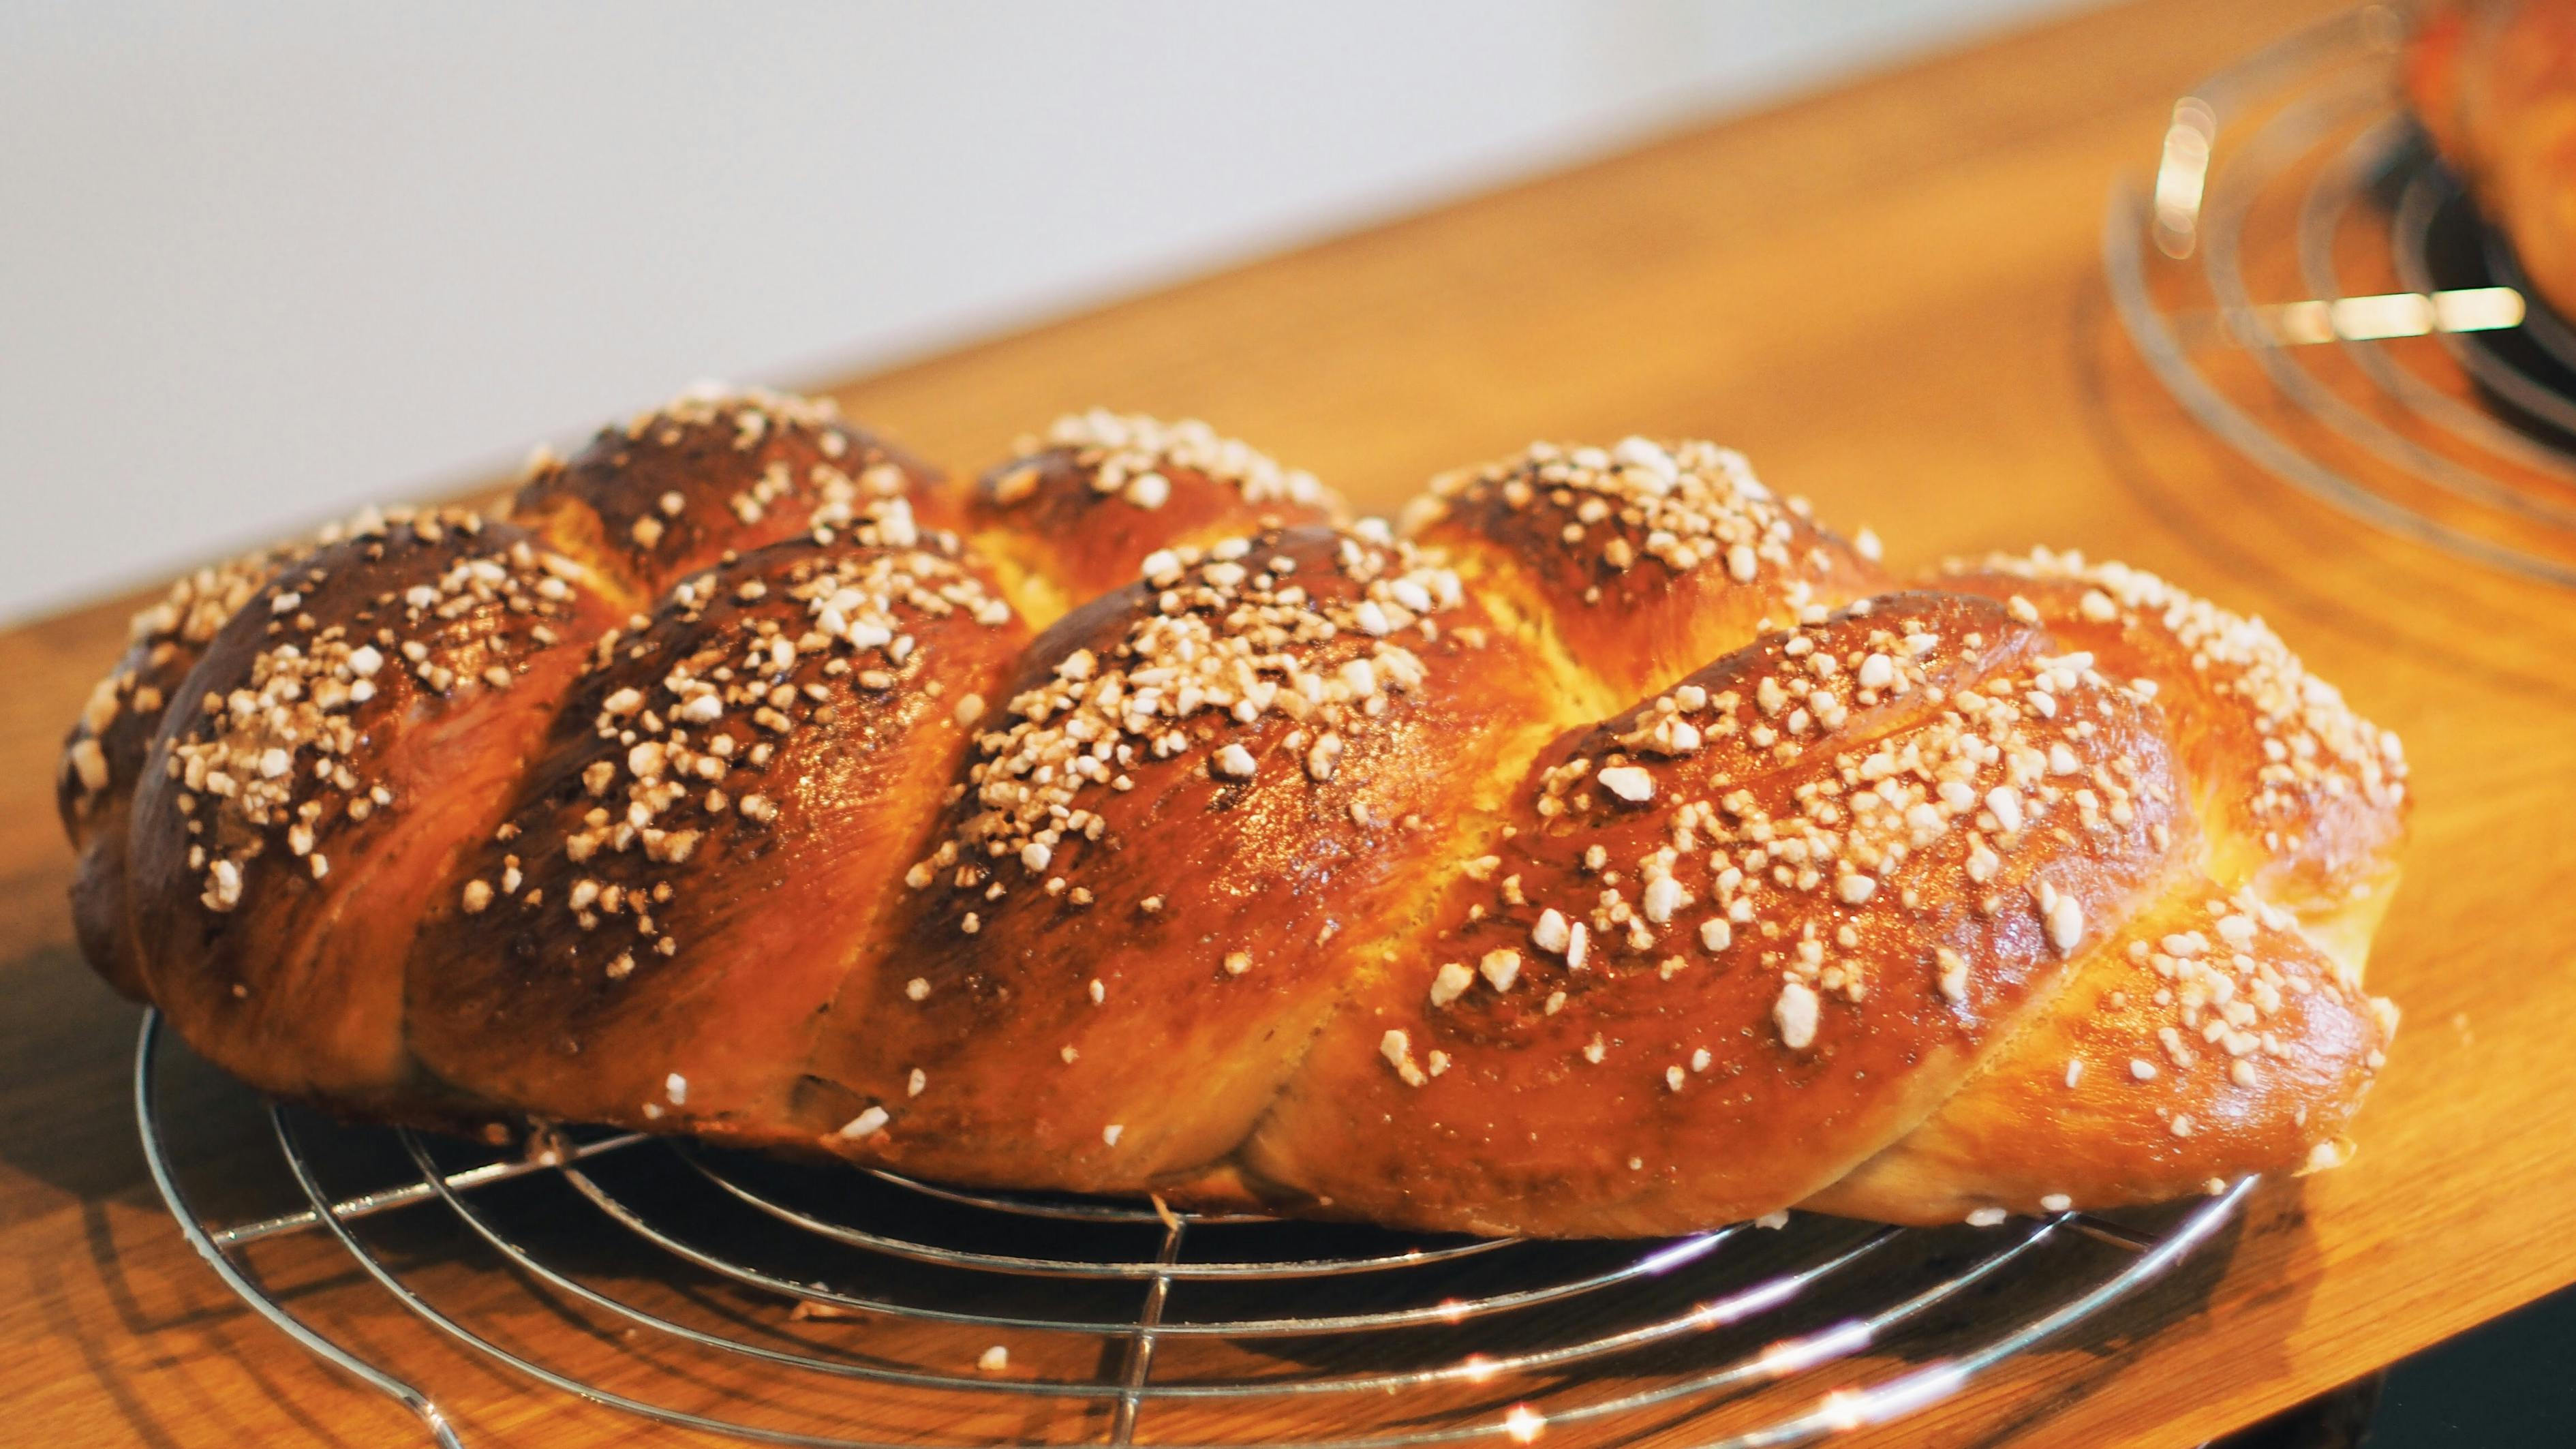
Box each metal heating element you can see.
[2107,5,2576,588]
[136,1011,2248,1447]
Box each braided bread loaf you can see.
[2406,0,2576,324]
[59,388,2407,1236]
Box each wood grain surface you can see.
[8,1,2573,1445]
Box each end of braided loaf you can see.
[60,388,2405,1234]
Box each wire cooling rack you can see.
[136,1011,2250,1448]
[2104,5,2576,588]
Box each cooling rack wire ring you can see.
[134,1010,2248,1448]
[2105,5,2576,588]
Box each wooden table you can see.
[10,0,2575,1444]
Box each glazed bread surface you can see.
[2406,0,2576,323]
[61,388,2408,1235]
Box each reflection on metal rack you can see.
[2106,5,2576,588]
[136,1010,2250,1447]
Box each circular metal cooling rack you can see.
[136,1011,2249,1447]
[2105,5,2576,588]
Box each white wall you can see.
[0,0,2083,621]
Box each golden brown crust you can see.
[59,540,308,997]
[1406,439,1889,713]
[816,525,1565,1189]
[408,525,1026,1142]
[2406,4,2477,167]
[2406,1,2576,323]
[1940,553,2408,921]
[64,394,2410,1236]
[1807,883,2392,1223]
[964,411,1346,624]
[512,385,949,609]
[123,509,625,1110]
[1245,594,2194,1234]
